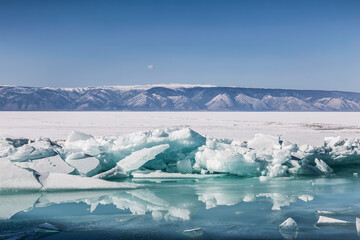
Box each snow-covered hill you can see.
[1,84,360,111]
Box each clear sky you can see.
[0,0,359,91]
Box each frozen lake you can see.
[1,111,360,239]
[2,175,360,239]
[1,111,360,145]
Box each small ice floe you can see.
[279,218,298,240]
[356,218,360,236]
[315,158,333,174]
[316,216,351,226]
[298,195,314,202]
[279,218,298,231]
[354,173,358,177]
[315,210,336,216]
[182,228,203,238]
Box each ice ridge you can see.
[1,128,360,191]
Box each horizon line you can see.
[1,83,360,94]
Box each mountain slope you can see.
[1,85,360,111]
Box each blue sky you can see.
[0,0,359,91]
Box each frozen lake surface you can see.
[1,112,360,145]
[1,112,360,239]
[2,175,360,239]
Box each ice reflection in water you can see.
[1,176,360,239]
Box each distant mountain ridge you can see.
[1,84,360,111]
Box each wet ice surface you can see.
[1,175,360,240]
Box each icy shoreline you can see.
[1,127,360,191]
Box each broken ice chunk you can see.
[117,144,169,172]
[14,155,75,174]
[0,158,42,191]
[63,131,103,158]
[65,155,101,177]
[315,210,336,216]
[316,216,351,226]
[39,172,143,191]
[177,159,192,174]
[182,228,203,238]
[279,217,298,231]
[266,163,288,178]
[315,158,333,174]
[93,144,169,180]
[298,195,314,202]
[0,138,16,158]
[7,139,57,162]
[248,134,280,151]
[324,136,342,147]
[92,166,128,179]
[66,131,93,143]
[65,152,87,160]
[195,138,259,176]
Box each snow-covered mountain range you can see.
[1,84,360,111]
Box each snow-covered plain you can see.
[1,111,360,146]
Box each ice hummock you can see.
[62,128,205,171]
[194,138,259,176]
[1,128,360,191]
